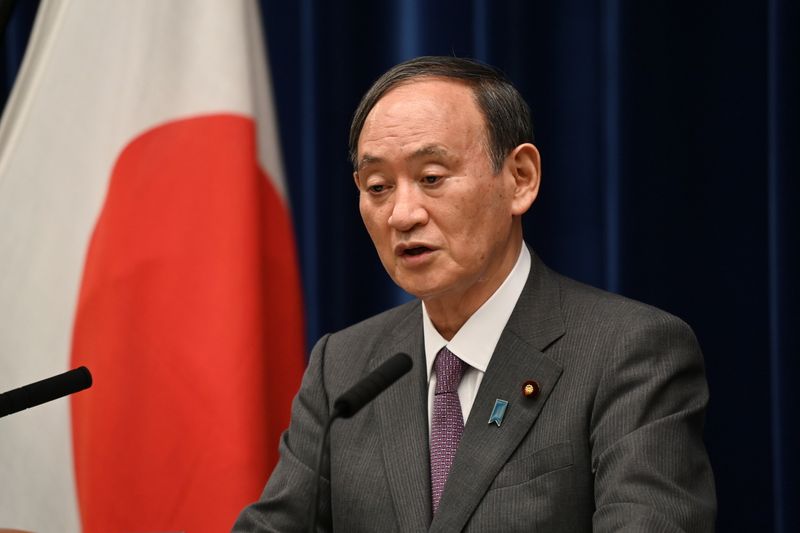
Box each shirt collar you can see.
[423,243,531,379]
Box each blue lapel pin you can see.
[488,399,509,427]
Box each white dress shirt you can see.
[423,243,531,430]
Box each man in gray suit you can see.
[235,56,716,532]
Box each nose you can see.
[388,181,428,231]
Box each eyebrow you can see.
[410,145,450,160]
[357,154,383,171]
[357,145,452,171]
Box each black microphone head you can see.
[0,366,93,418]
[72,366,93,390]
[333,353,412,419]
[29,366,93,405]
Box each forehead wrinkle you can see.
[358,144,452,172]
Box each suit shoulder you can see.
[319,299,421,359]
[540,267,705,386]
[552,270,695,335]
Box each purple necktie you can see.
[430,346,467,515]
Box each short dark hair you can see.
[349,56,533,173]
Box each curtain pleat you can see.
[768,0,799,531]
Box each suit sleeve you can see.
[590,313,716,532]
[233,334,333,533]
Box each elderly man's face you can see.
[354,79,523,308]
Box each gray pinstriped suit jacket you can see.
[234,252,716,532]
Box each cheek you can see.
[449,189,513,247]
[358,195,370,220]
[359,202,389,243]
[456,188,503,226]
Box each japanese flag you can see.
[0,1,305,531]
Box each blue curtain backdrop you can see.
[2,1,797,532]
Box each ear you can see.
[507,143,541,216]
[353,170,362,190]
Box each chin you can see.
[393,283,426,300]
[396,280,448,302]
[390,276,433,300]
[389,266,456,301]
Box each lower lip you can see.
[398,249,436,266]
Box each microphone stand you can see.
[306,353,412,533]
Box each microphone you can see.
[308,353,413,532]
[0,366,93,418]
[332,352,413,418]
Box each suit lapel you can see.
[430,252,567,532]
[373,302,433,531]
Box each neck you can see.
[424,234,523,340]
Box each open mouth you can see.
[403,246,431,256]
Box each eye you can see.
[368,184,386,193]
[422,175,442,185]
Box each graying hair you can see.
[349,56,533,174]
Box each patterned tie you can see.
[430,346,467,515]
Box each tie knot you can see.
[434,347,466,394]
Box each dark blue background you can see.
[2,1,797,531]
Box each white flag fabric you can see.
[0,1,305,531]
